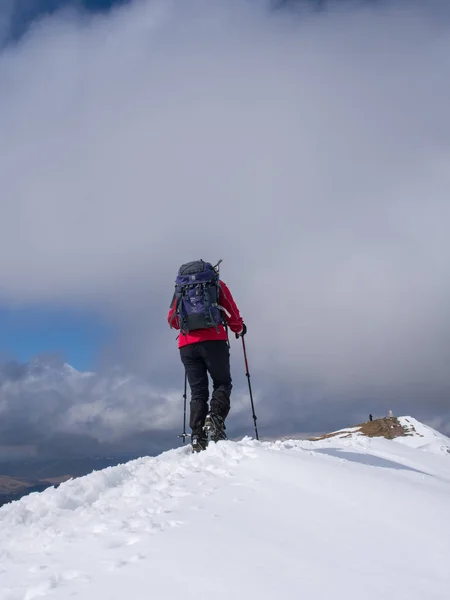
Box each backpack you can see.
[169,260,224,334]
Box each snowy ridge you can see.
[397,416,450,453]
[311,415,450,456]
[1,432,450,600]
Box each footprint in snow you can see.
[24,576,59,600]
[60,570,91,583]
[108,535,141,549]
[28,565,49,573]
[106,553,146,571]
[24,569,91,599]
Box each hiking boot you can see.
[191,433,208,453]
[204,413,227,442]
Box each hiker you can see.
[167,260,246,452]
[369,414,373,422]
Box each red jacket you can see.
[167,281,244,348]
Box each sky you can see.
[0,1,128,367]
[1,0,129,45]
[1,0,450,458]
[0,306,110,369]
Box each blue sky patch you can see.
[0,306,112,370]
[4,0,130,44]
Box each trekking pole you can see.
[177,370,190,444]
[241,337,259,440]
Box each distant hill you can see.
[0,454,142,507]
[310,415,450,453]
[310,416,409,440]
[0,475,70,507]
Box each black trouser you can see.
[180,340,232,435]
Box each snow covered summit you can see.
[1,420,449,600]
[311,414,450,455]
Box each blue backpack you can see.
[170,260,224,334]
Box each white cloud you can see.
[1,0,450,436]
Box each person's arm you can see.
[167,297,180,329]
[219,281,245,334]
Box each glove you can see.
[235,323,247,339]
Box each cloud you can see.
[0,356,260,458]
[0,0,61,46]
[1,0,450,448]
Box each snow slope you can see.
[396,416,450,453]
[1,425,450,600]
[311,415,450,456]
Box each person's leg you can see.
[179,344,209,442]
[199,340,232,441]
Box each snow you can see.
[1,421,450,600]
[396,416,450,454]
